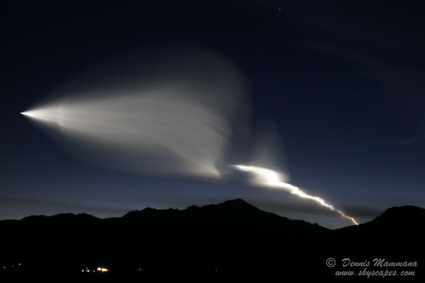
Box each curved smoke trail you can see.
[233,165,359,225]
[22,45,358,225]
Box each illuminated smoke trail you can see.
[233,165,359,225]
[21,45,359,226]
[21,46,248,177]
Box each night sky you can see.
[2,0,425,229]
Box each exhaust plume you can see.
[22,45,358,225]
[233,165,359,225]
[22,46,248,177]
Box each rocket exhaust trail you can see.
[233,165,359,225]
[19,47,248,178]
[20,46,359,227]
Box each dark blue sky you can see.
[2,0,425,228]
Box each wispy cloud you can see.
[388,135,425,148]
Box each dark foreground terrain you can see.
[1,199,424,282]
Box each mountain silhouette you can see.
[0,200,423,282]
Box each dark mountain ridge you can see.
[1,199,423,282]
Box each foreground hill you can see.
[0,199,423,282]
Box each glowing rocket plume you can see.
[233,165,359,225]
[20,47,248,177]
[20,46,359,227]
